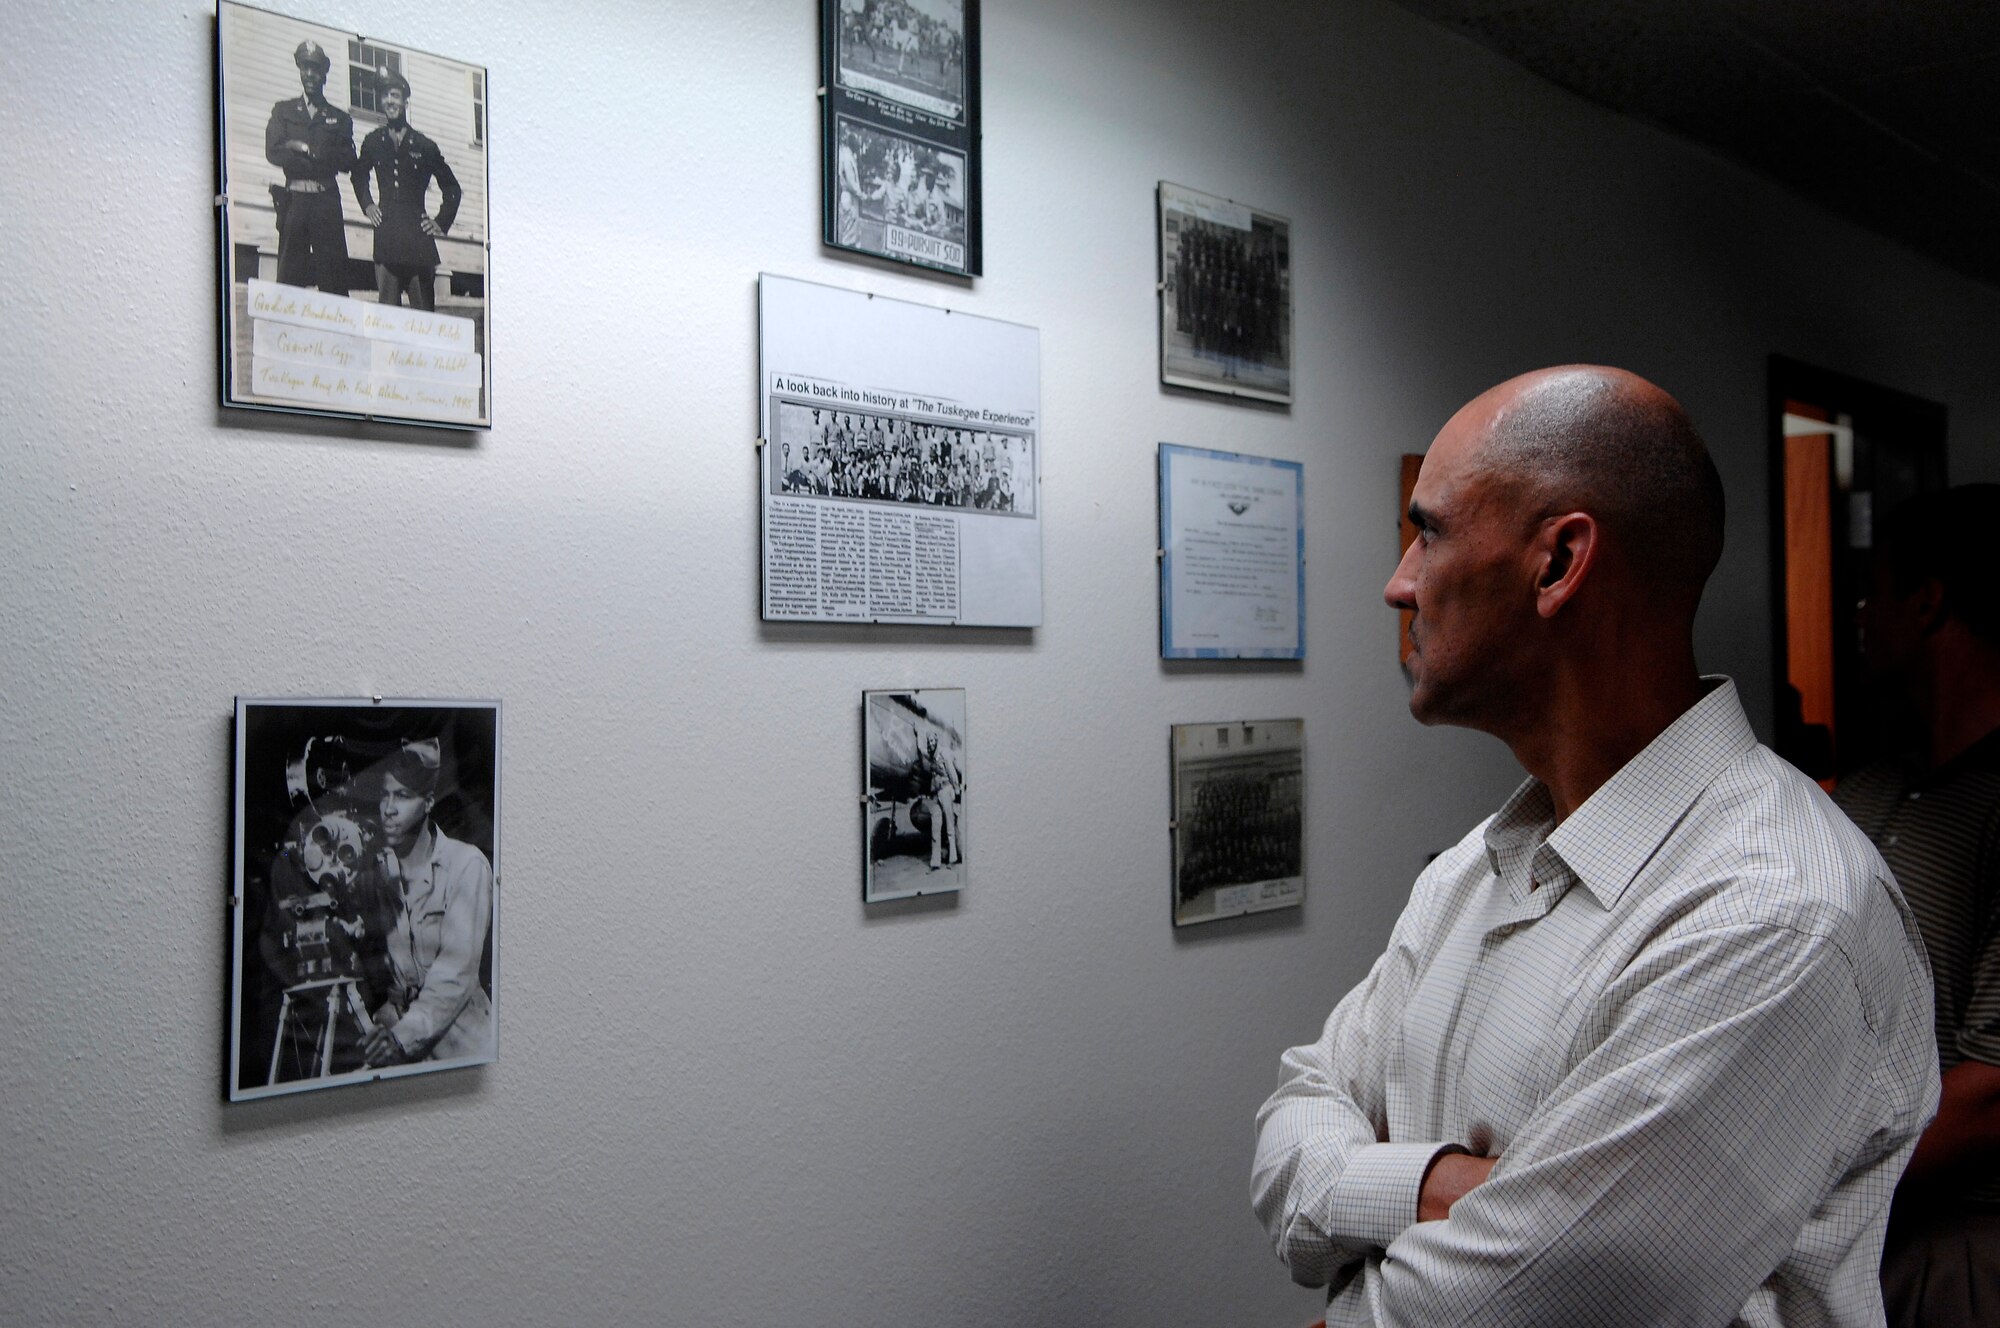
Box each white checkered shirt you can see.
[1253,679,1939,1326]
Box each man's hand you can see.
[360,1024,408,1068]
[365,204,383,226]
[1418,1152,1497,1222]
[283,138,311,156]
[420,215,444,237]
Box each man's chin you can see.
[1404,680,1453,728]
[1408,684,1440,728]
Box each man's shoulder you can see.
[429,826,493,879]
[271,98,351,130]
[1663,741,1902,947]
[1618,745,1933,1052]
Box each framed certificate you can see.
[1158,443,1305,659]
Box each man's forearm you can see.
[1253,1092,1475,1284]
[1418,1151,1497,1222]
[1899,1058,2000,1193]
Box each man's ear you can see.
[1534,512,1599,619]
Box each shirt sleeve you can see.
[1355,921,1908,1328]
[389,846,493,1056]
[429,138,462,234]
[350,139,376,212]
[323,113,357,175]
[264,105,308,174]
[1252,882,1461,1289]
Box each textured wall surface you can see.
[3,2,1998,1325]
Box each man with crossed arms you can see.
[1252,366,1936,1325]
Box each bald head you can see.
[1467,366,1724,604]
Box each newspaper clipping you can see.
[758,275,1040,627]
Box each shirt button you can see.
[1884,833,1900,848]
[1908,791,1922,800]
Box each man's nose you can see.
[1385,540,1419,611]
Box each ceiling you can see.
[1387,0,2000,290]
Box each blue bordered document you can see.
[1158,444,1305,659]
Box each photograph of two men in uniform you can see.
[216,1,489,419]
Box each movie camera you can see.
[265,736,384,1083]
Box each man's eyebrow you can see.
[1407,500,1436,529]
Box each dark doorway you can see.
[1768,356,1947,784]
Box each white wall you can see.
[3,2,1997,1324]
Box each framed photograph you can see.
[216,1,491,428]
[1158,443,1305,659]
[759,273,1041,627]
[1158,182,1292,403]
[822,0,981,277]
[229,698,499,1101]
[1170,719,1303,927]
[863,688,966,902]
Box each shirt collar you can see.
[1481,777,1560,904]
[1485,676,1756,910]
[404,822,442,874]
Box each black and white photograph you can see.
[831,117,971,274]
[823,0,980,276]
[216,1,491,427]
[835,0,967,121]
[229,698,499,1101]
[1170,718,1303,926]
[771,400,1034,515]
[1158,182,1292,404]
[864,689,966,902]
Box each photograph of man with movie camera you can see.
[230,699,498,1101]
